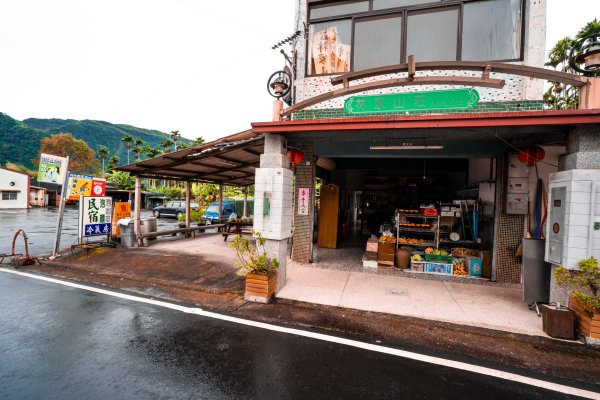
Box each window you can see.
[354,16,403,70]
[2,192,18,200]
[308,20,353,74]
[406,8,458,62]
[307,0,523,75]
[461,0,522,61]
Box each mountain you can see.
[0,112,189,169]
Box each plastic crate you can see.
[424,254,453,264]
[424,262,453,275]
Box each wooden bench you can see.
[139,224,225,246]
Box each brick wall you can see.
[292,101,544,121]
[292,142,315,263]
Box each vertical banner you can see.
[112,202,132,238]
[78,196,113,241]
[38,153,68,184]
[297,188,310,215]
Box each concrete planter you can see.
[569,296,600,339]
[245,271,277,303]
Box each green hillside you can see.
[0,113,45,168]
[0,112,189,169]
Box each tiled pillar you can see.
[253,133,293,291]
[292,142,315,263]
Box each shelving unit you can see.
[437,201,480,246]
[395,211,440,249]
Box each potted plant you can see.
[555,257,600,340]
[228,230,279,303]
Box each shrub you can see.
[555,257,600,313]
[228,231,279,275]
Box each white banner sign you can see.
[298,188,310,215]
[37,153,68,184]
[78,196,113,240]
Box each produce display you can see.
[424,248,449,256]
[398,223,431,228]
[378,236,397,243]
[410,254,422,262]
[398,209,420,214]
[398,237,426,245]
[453,260,468,275]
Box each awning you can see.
[117,130,263,187]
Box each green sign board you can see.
[344,88,480,115]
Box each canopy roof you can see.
[117,130,263,187]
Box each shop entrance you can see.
[312,156,495,279]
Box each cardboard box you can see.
[411,261,425,272]
[451,248,481,258]
[378,241,395,255]
[362,251,378,268]
[482,250,492,278]
[424,262,453,275]
[366,238,379,253]
[377,252,395,264]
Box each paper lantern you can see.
[518,146,545,166]
[287,149,303,169]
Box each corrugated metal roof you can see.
[117,130,263,187]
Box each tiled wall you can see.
[292,142,315,263]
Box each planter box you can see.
[424,254,453,264]
[424,262,453,275]
[245,271,277,303]
[569,297,600,339]
[541,304,576,340]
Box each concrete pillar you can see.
[253,133,293,291]
[134,176,142,246]
[292,142,316,263]
[579,78,600,110]
[560,124,600,171]
[218,184,223,223]
[185,181,191,228]
[243,188,248,218]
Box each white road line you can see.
[2,267,599,400]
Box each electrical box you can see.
[506,153,529,215]
[545,170,600,269]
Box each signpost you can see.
[52,156,69,258]
[38,153,68,184]
[78,196,113,243]
[344,88,480,115]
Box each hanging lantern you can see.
[287,149,303,169]
[518,145,545,166]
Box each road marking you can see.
[2,267,599,399]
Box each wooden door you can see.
[318,184,339,249]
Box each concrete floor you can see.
[145,233,544,337]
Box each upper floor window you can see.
[2,191,18,200]
[307,0,523,75]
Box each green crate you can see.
[424,254,453,264]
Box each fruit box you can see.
[424,262,453,275]
[378,241,396,255]
[366,238,378,252]
[451,248,481,258]
[424,254,453,264]
[411,261,425,272]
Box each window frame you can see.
[2,191,18,201]
[306,0,525,77]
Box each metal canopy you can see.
[117,130,264,187]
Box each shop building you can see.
[250,0,600,301]
[0,168,31,209]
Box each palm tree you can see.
[121,135,134,164]
[98,146,109,177]
[161,140,174,154]
[107,155,120,171]
[146,147,161,159]
[170,130,180,151]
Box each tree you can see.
[4,162,36,177]
[107,155,120,171]
[105,170,136,190]
[544,19,600,110]
[160,140,174,154]
[132,138,144,161]
[170,130,180,151]
[98,146,109,176]
[121,135,134,164]
[39,133,100,175]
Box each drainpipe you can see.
[218,184,223,223]
[587,181,597,258]
[134,176,142,246]
[185,181,191,228]
[243,187,248,218]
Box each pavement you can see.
[6,231,600,387]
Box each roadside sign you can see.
[37,153,68,184]
[112,202,131,238]
[78,196,113,241]
[68,175,106,201]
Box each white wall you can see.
[0,169,29,209]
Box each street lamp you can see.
[569,33,600,76]
[267,70,291,98]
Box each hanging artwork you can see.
[311,26,351,74]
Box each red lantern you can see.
[287,149,303,169]
[518,146,545,166]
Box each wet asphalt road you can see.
[0,207,178,257]
[0,272,590,400]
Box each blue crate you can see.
[466,257,483,277]
[424,262,453,275]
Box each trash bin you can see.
[140,217,157,235]
[118,218,135,247]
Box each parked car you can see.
[203,199,254,224]
[152,200,200,218]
